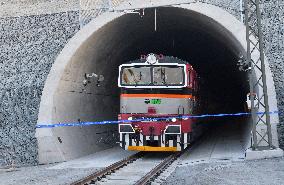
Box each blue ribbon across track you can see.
[36,111,279,129]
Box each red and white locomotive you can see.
[118,54,199,151]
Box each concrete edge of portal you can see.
[245,148,283,160]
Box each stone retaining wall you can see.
[0,11,80,166]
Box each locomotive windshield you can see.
[121,66,151,85]
[120,65,185,87]
[153,66,184,85]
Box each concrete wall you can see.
[36,12,122,163]
[0,0,283,166]
[201,0,284,148]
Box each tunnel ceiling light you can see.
[146,53,158,65]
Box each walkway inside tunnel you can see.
[37,5,254,163]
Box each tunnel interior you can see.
[49,7,250,161]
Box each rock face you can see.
[0,0,283,166]
[261,1,284,149]
[0,11,80,166]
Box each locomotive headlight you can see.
[128,117,133,121]
[146,53,158,65]
[171,118,177,122]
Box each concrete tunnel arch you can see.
[36,2,280,164]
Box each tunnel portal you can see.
[36,3,280,164]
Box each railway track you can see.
[70,150,184,185]
[134,151,182,185]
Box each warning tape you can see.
[36,111,279,129]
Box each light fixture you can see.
[171,118,177,122]
[146,53,158,65]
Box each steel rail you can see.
[134,151,183,185]
[70,152,144,185]
[134,137,204,185]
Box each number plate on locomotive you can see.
[144,99,161,104]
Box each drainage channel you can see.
[70,150,185,185]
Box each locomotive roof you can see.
[126,56,189,65]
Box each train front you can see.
[118,54,198,152]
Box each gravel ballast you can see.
[163,157,284,185]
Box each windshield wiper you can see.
[161,68,167,85]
